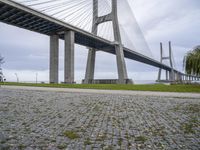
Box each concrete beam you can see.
[96,14,112,25]
[49,34,59,83]
[64,30,75,84]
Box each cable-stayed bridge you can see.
[0,0,199,84]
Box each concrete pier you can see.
[169,70,174,82]
[84,49,96,84]
[166,70,169,81]
[50,35,59,83]
[157,43,163,81]
[115,44,128,84]
[84,0,129,84]
[112,0,128,84]
[64,31,75,84]
[84,0,98,84]
[157,42,175,83]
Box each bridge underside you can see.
[0,1,114,51]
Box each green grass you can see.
[1,82,200,93]
[57,144,67,149]
[135,136,148,143]
[63,130,79,139]
[84,138,92,145]
[181,123,195,134]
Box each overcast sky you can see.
[0,0,200,83]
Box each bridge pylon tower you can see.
[157,41,179,83]
[83,0,132,84]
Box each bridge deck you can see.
[0,0,187,75]
[0,0,114,51]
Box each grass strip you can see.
[1,82,200,93]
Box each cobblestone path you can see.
[0,88,199,150]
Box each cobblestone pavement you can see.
[0,88,199,150]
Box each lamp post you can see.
[15,73,19,83]
[36,73,38,84]
[0,54,5,82]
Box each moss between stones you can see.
[63,130,79,139]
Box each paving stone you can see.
[0,88,199,149]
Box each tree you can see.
[0,54,4,66]
[183,46,200,76]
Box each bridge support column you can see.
[83,0,97,84]
[112,0,128,84]
[169,42,175,83]
[176,73,178,81]
[180,74,183,82]
[178,73,182,82]
[175,73,178,81]
[166,71,169,81]
[157,42,176,83]
[115,44,128,84]
[169,70,175,82]
[64,31,75,84]
[157,43,163,82]
[50,34,59,83]
[83,0,130,84]
[84,49,96,84]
